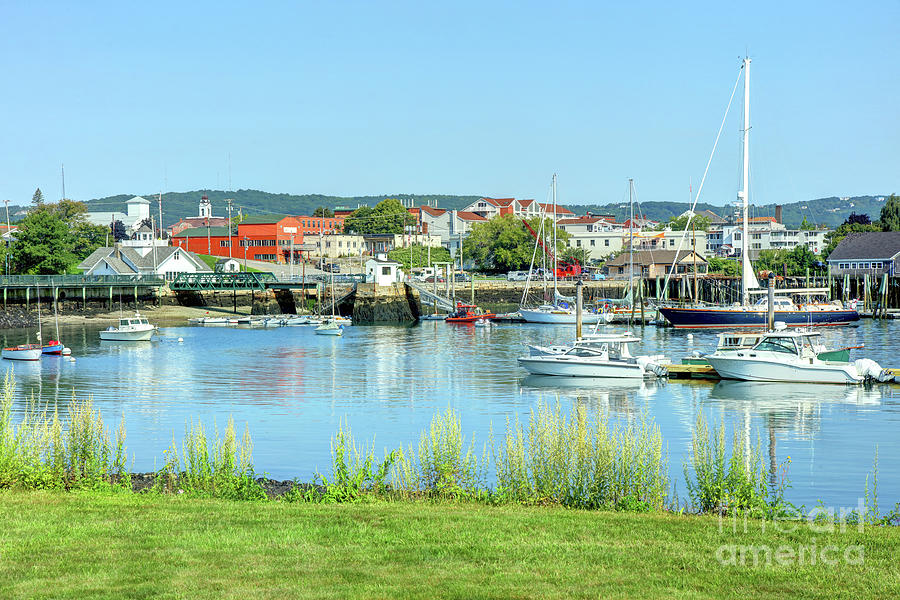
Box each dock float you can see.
[664,363,720,380]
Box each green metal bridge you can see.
[169,272,278,291]
[0,274,165,288]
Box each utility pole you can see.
[3,199,9,275]
[206,217,211,256]
[158,193,164,241]
[226,198,233,259]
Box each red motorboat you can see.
[445,302,496,323]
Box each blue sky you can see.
[1,1,897,207]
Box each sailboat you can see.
[42,293,71,355]
[3,285,44,360]
[519,174,601,324]
[315,270,344,336]
[657,57,859,329]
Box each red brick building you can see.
[172,215,306,264]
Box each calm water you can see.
[3,318,899,509]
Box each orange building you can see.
[172,214,306,264]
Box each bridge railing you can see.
[0,274,165,286]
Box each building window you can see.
[669,239,675,247]
[219,240,231,247]
[590,239,595,247]
[605,239,610,247]
[381,266,391,275]
[576,240,581,247]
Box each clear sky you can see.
[1,1,897,208]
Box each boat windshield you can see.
[752,336,798,354]
[138,319,149,325]
[119,319,130,327]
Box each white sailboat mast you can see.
[740,56,760,304]
[552,173,558,302]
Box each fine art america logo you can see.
[715,500,867,567]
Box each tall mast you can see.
[628,178,634,298]
[552,173,558,302]
[739,56,759,305]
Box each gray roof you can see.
[606,250,707,267]
[78,246,211,274]
[826,232,900,261]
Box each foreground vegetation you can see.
[1,491,898,599]
[2,371,899,597]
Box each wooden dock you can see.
[664,363,720,380]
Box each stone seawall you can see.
[352,283,417,323]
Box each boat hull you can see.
[704,355,860,384]
[519,309,603,324]
[2,345,42,361]
[99,328,155,341]
[658,307,859,329]
[517,356,645,378]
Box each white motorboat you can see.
[519,306,604,324]
[315,270,344,336]
[703,330,887,384]
[314,321,344,336]
[99,312,156,341]
[518,334,667,378]
[2,344,42,361]
[419,314,447,321]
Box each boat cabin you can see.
[117,317,151,329]
[745,332,822,359]
[753,297,796,310]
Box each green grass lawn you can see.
[0,491,897,599]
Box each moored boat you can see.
[2,344,42,361]
[446,303,496,323]
[99,312,156,341]
[518,333,668,378]
[703,330,887,384]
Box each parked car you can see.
[323,263,340,273]
[506,270,528,281]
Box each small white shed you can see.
[365,256,402,286]
[215,258,242,273]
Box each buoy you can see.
[687,333,694,341]
[62,347,72,356]
[177,337,184,343]
[68,357,76,362]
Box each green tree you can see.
[31,188,44,206]
[799,217,815,230]
[560,246,590,266]
[879,193,900,231]
[11,209,76,274]
[462,215,569,274]
[707,257,740,276]
[822,220,881,258]
[662,214,711,231]
[386,244,452,271]
[754,245,822,277]
[312,206,334,218]
[342,199,415,234]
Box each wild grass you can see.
[492,403,667,510]
[157,417,266,500]
[683,412,774,515]
[0,372,129,491]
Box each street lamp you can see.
[243,237,248,272]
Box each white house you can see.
[78,244,211,281]
[86,196,152,230]
[215,257,242,273]
[366,256,401,286]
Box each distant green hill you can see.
[568,195,891,228]
[1,190,890,230]
[78,190,481,228]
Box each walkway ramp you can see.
[406,281,456,312]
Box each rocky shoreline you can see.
[129,473,324,499]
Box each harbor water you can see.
[3,318,898,509]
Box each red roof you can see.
[456,211,488,221]
[539,203,574,215]
[483,197,515,207]
[749,216,777,223]
[517,199,535,207]
[421,206,447,217]
[557,217,602,225]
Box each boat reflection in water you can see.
[710,380,883,409]
[520,375,661,417]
